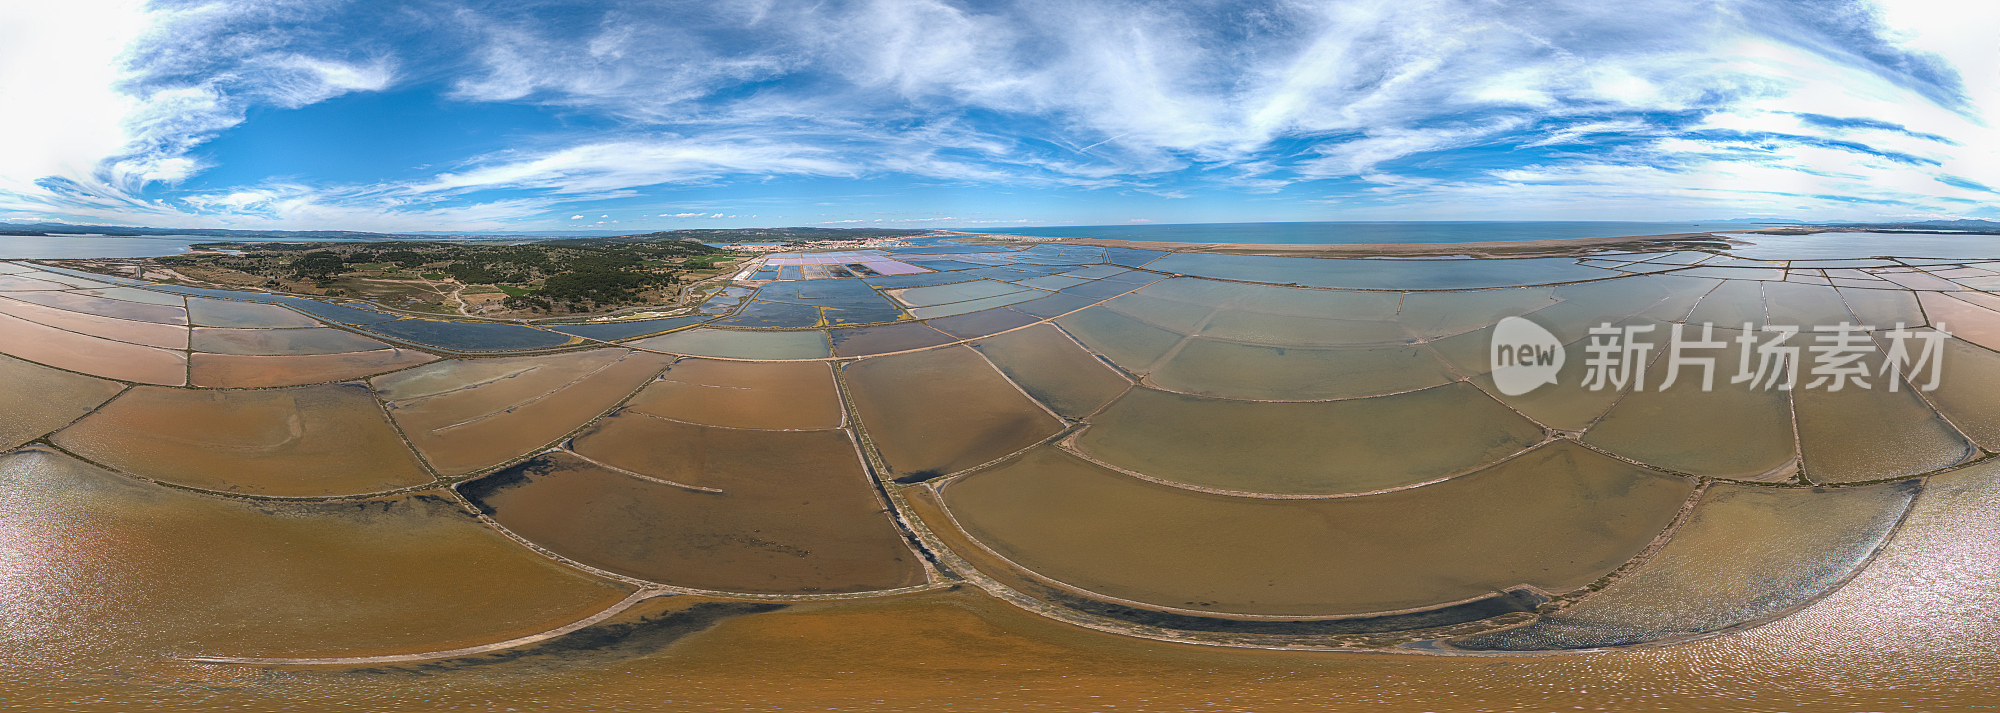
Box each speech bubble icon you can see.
[1490,316,1565,396]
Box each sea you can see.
[962,221,1776,244]
[0,234,359,259]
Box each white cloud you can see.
[4,0,1998,228]
[0,0,149,195]
[414,138,852,195]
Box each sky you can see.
[0,0,1996,233]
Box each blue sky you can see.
[1,0,1995,232]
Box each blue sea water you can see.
[962,221,1775,245]
[0,234,358,259]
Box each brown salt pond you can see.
[843,345,1062,479]
[0,354,125,449]
[940,442,1692,616]
[465,434,924,593]
[0,447,633,666]
[968,323,1130,419]
[0,274,76,291]
[52,383,432,496]
[189,348,439,388]
[372,349,671,476]
[0,310,187,385]
[0,289,187,324]
[0,295,189,348]
[1074,383,1544,495]
[1917,291,2000,351]
[625,358,844,430]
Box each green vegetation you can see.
[163,238,737,315]
[288,251,347,282]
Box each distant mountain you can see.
[1818,219,2000,231]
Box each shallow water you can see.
[1684,278,1766,329]
[1584,330,1799,481]
[0,296,189,348]
[1075,384,1545,495]
[1925,337,2000,449]
[1723,231,2000,260]
[0,310,187,385]
[372,349,670,476]
[186,297,322,328]
[53,383,432,496]
[1837,286,1927,327]
[465,439,923,593]
[188,348,437,387]
[1148,338,1456,401]
[0,447,630,673]
[0,289,186,324]
[1449,480,1917,651]
[1055,306,1188,373]
[0,354,125,449]
[364,318,578,352]
[630,328,833,359]
[625,358,844,430]
[844,346,1062,479]
[927,307,1041,338]
[968,324,1131,419]
[827,321,957,356]
[1793,347,1974,483]
[942,442,1692,616]
[190,326,390,355]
